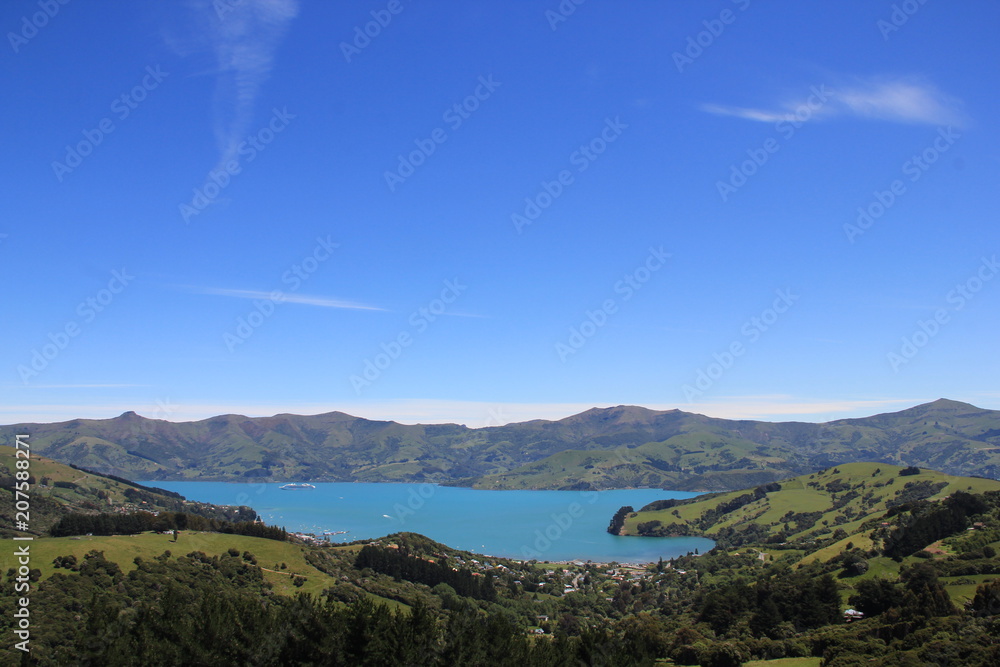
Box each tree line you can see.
[0,548,661,666]
[883,491,989,558]
[49,510,287,541]
[696,565,842,637]
[355,544,497,601]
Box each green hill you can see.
[612,464,1000,661]
[4,399,1000,490]
[470,430,800,491]
[0,529,650,664]
[0,445,254,537]
[618,463,1000,549]
[0,531,336,597]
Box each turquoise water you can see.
[142,481,713,563]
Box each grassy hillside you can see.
[0,531,341,598]
[4,399,1000,490]
[620,462,1000,547]
[5,514,1000,665]
[471,431,803,491]
[0,445,254,537]
[619,463,1000,611]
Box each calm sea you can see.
[141,481,714,564]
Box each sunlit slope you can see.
[0,445,249,537]
[470,432,799,491]
[620,463,1000,545]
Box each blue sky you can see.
[3,0,998,426]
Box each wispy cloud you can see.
[175,0,299,171]
[681,395,919,421]
[701,104,798,124]
[703,75,967,127]
[186,286,385,311]
[24,384,151,389]
[1,384,151,391]
[440,311,490,319]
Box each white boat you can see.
[279,483,316,490]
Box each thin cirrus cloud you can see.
[702,76,967,127]
[187,286,385,311]
[172,0,299,172]
[17,384,151,390]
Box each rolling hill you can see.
[617,462,1000,550]
[2,399,1000,490]
[0,445,253,537]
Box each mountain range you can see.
[2,399,999,491]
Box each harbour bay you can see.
[142,481,714,563]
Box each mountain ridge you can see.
[12,397,979,430]
[3,399,999,490]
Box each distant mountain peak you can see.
[556,405,647,425]
[909,398,981,413]
[927,398,975,408]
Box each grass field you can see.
[624,463,1000,544]
[940,573,1000,603]
[0,445,128,508]
[1,532,339,597]
[744,659,821,667]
